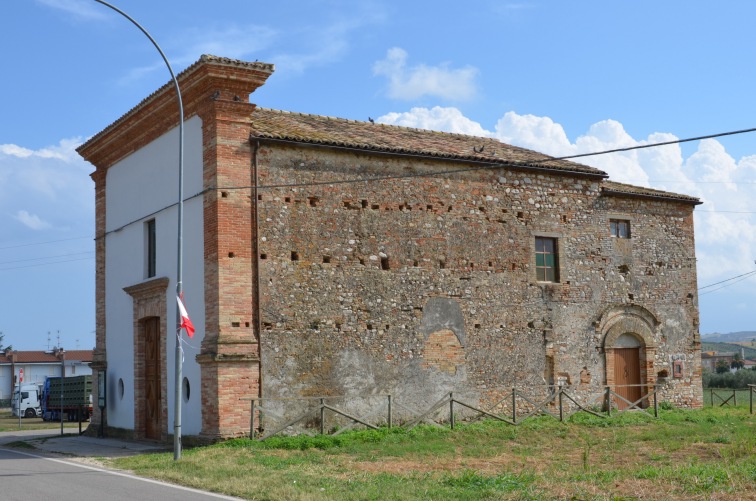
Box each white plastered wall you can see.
[104,116,205,435]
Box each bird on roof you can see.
[473,145,485,153]
[368,117,375,123]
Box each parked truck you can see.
[42,375,93,422]
[11,383,43,418]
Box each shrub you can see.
[703,368,756,389]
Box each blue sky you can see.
[2,1,755,350]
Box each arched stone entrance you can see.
[597,305,659,410]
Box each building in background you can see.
[78,55,703,442]
[0,348,93,405]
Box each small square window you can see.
[535,237,559,282]
[610,219,631,238]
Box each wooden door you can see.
[614,347,641,410]
[144,317,161,440]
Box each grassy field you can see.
[0,409,65,432]
[108,406,755,501]
[704,389,754,408]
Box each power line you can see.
[216,125,756,192]
[0,251,95,266]
[698,272,756,296]
[0,256,94,272]
[97,123,756,238]
[551,125,756,162]
[0,236,93,251]
[698,269,756,291]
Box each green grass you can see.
[703,388,754,407]
[109,407,755,500]
[0,409,72,432]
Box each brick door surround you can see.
[124,277,169,440]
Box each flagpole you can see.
[94,0,185,461]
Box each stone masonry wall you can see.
[253,143,703,419]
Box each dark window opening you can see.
[146,219,156,278]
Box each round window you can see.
[182,377,191,403]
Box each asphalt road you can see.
[0,447,241,500]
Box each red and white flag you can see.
[177,294,195,338]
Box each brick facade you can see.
[78,55,703,442]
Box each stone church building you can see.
[77,55,703,441]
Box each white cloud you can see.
[378,106,491,136]
[0,144,34,158]
[116,4,387,85]
[495,112,575,157]
[0,139,93,238]
[15,210,51,230]
[36,0,108,20]
[376,105,756,288]
[373,48,479,101]
[0,138,83,163]
[171,25,279,67]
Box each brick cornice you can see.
[77,55,273,171]
[124,276,170,300]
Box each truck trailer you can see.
[42,375,93,422]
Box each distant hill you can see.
[701,342,756,360]
[701,331,756,343]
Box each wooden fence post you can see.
[320,398,325,435]
[653,386,658,417]
[449,392,455,430]
[388,394,393,429]
[250,399,256,439]
[558,385,564,421]
[512,388,517,424]
[606,387,612,417]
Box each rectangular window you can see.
[535,237,559,282]
[610,219,631,238]
[146,219,156,278]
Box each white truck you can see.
[11,383,43,418]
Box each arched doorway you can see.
[613,333,642,409]
[597,305,659,411]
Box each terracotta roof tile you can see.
[0,350,93,364]
[601,180,702,205]
[249,108,608,177]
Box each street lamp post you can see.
[60,348,65,436]
[94,0,186,460]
